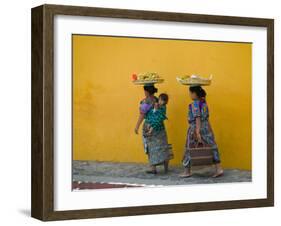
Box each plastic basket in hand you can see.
[186,141,215,166]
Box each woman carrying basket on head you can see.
[132,73,172,174]
[177,75,224,178]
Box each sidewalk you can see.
[72,160,251,190]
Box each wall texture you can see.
[73,35,252,170]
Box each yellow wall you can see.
[73,35,252,170]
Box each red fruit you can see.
[132,73,137,80]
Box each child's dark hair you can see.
[144,85,158,95]
[159,93,169,104]
[189,86,206,98]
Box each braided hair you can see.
[189,86,206,99]
[144,85,158,95]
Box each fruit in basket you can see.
[131,72,164,84]
[131,73,137,81]
[136,72,161,81]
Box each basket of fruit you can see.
[131,72,164,85]
[176,74,212,86]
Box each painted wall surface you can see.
[73,35,252,170]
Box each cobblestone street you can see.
[72,160,252,190]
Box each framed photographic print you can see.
[31,4,274,221]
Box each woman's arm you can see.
[135,113,145,134]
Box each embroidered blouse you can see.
[188,99,209,123]
[139,96,158,115]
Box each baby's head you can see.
[158,93,169,106]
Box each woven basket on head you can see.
[176,74,212,86]
[132,79,164,85]
[132,72,164,85]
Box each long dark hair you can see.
[189,86,207,99]
[144,85,158,95]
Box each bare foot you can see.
[179,172,192,178]
[212,170,224,178]
[146,170,157,174]
[146,166,157,174]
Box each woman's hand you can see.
[148,126,153,135]
[196,132,202,143]
[134,127,139,134]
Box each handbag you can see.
[187,141,215,166]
